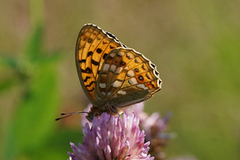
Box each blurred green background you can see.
[0,0,240,159]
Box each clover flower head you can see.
[124,102,172,160]
[124,102,171,141]
[69,112,154,160]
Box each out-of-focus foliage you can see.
[1,25,59,159]
[0,0,239,160]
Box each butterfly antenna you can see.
[55,111,88,121]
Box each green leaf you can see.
[3,24,61,160]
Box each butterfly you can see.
[75,23,162,121]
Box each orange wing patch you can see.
[76,24,123,104]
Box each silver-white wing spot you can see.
[99,83,106,88]
[129,77,138,85]
[110,64,116,72]
[118,90,126,95]
[135,57,141,63]
[103,64,110,72]
[112,80,122,87]
[117,52,124,57]
[115,67,123,74]
[127,70,135,77]
[137,84,148,90]
[109,52,116,58]
[126,52,134,59]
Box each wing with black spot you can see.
[75,24,124,104]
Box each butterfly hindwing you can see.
[95,48,162,108]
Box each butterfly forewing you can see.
[76,24,123,105]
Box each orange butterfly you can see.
[57,24,162,121]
